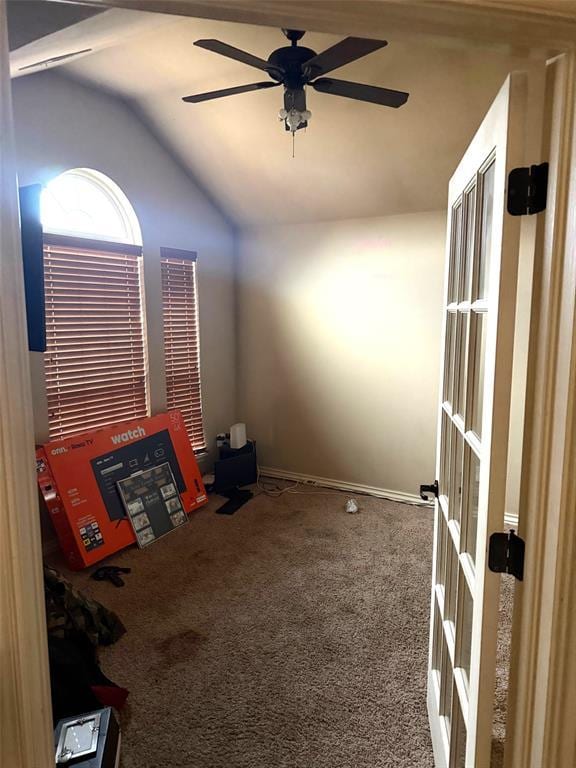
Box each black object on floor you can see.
[91,566,131,587]
[48,632,129,724]
[48,634,106,723]
[214,440,257,493]
[216,489,253,515]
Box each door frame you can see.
[3,2,576,767]
[504,51,576,768]
[0,1,53,765]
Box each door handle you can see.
[419,480,438,501]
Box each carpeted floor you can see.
[492,576,514,767]
[56,489,437,767]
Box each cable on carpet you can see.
[255,466,432,507]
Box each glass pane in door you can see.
[451,697,467,767]
[450,429,464,524]
[432,603,443,671]
[449,203,463,304]
[455,313,469,419]
[462,186,476,302]
[477,161,495,300]
[470,312,487,438]
[444,311,457,405]
[445,536,459,625]
[440,411,452,499]
[464,450,481,563]
[457,573,474,688]
[440,636,454,727]
[436,511,448,587]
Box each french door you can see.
[427,72,541,767]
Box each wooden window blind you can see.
[160,247,206,452]
[43,234,149,440]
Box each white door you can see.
[427,72,540,767]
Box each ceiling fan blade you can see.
[304,37,387,79]
[194,39,273,73]
[312,77,409,108]
[182,81,279,103]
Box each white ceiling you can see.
[13,11,533,227]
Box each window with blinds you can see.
[160,247,206,452]
[43,234,149,440]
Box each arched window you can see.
[40,169,148,439]
[41,168,142,245]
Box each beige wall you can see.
[11,71,237,465]
[237,212,446,496]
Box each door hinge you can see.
[488,529,525,581]
[507,162,548,216]
[419,480,438,502]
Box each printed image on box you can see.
[78,519,104,552]
[91,429,186,521]
[117,462,188,548]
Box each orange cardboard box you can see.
[37,411,207,569]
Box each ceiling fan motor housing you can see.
[267,46,318,87]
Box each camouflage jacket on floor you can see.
[44,565,126,647]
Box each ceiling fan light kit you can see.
[183,29,409,140]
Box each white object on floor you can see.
[230,423,247,449]
[345,499,359,514]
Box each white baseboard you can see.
[259,466,431,507]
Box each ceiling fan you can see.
[183,29,409,135]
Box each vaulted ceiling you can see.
[10,7,537,227]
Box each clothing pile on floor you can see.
[44,565,128,725]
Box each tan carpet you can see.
[53,489,435,768]
[492,576,514,766]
